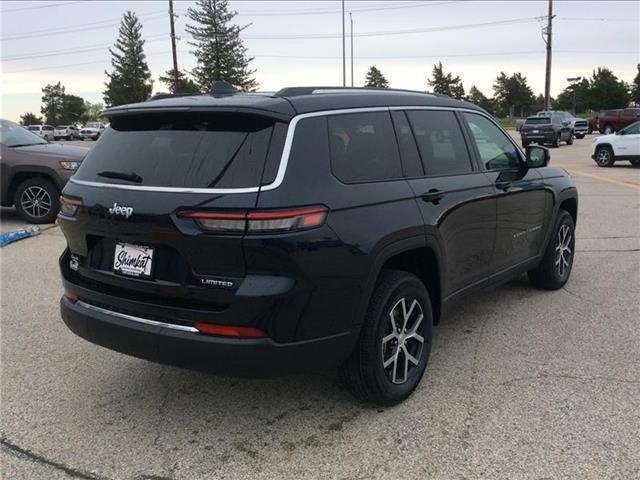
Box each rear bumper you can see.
[61,296,356,376]
[521,132,555,142]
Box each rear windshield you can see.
[525,117,551,125]
[28,126,40,131]
[74,112,285,189]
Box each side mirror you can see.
[525,145,550,168]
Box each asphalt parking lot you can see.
[1,134,639,479]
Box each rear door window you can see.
[327,111,402,183]
[74,112,283,189]
[405,110,473,176]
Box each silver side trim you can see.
[70,105,504,194]
[76,300,198,333]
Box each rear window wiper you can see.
[97,170,143,183]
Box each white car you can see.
[79,122,106,141]
[591,120,640,167]
[27,124,55,140]
[53,125,80,141]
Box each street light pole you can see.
[567,76,582,115]
[342,0,346,87]
[349,12,353,87]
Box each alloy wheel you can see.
[20,186,52,219]
[555,224,572,278]
[381,297,425,384]
[596,149,611,166]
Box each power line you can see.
[1,35,169,62]
[242,17,544,39]
[0,11,167,41]
[233,1,460,16]
[0,1,82,13]
[4,49,636,75]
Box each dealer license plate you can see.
[113,242,154,279]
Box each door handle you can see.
[421,188,445,204]
[495,180,511,191]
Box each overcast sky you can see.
[1,0,638,122]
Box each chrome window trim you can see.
[70,105,503,194]
[77,300,198,333]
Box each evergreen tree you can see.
[103,11,153,107]
[428,61,465,99]
[492,72,535,117]
[553,78,590,113]
[587,67,629,110]
[632,64,640,106]
[186,0,257,92]
[41,82,65,124]
[467,85,493,112]
[364,66,389,88]
[20,112,43,126]
[159,69,201,94]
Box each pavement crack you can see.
[0,436,113,480]
[498,373,640,387]
[561,285,602,306]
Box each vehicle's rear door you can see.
[396,109,496,297]
[61,111,286,309]
[462,112,550,275]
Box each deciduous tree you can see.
[492,72,535,117]
[40,82,65,124]
[588,67,630,110]
[19,112,43,126]
[467,85,493,112]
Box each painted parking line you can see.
[564,169,640,192]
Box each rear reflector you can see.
[178,206,327,234]
[64,290,78,303]
[195,323,266,338]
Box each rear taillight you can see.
[64,290,78,303]
[178,206,327,234]
[59,196,81,217]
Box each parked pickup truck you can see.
[596,108,640,134]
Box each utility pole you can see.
[349,12,353,87]
[543,0,554,111]
[342,0,346,86]
[169,0,179,92]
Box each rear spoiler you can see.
[100,106,293,123]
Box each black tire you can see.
[552,132,561,148]
[594,145,615,167]
[340,269,433,405]
[522,140,529,148]
[528,210,575,290]
[66,135,71,141]
[567,133,574,145]
[630,159,640,167]
[587,126,593,134]
[13,177,60,224]
[603,124,614,135]
[575,134,585,139]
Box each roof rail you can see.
[274,86,434,97]
[147,92,202,101]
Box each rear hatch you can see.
[60,110,288,309]
[522,117,552,132]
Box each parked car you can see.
[0,119,89,223]
[596,108,640,134]
[591,120,640,167]
[521,113,573,147]
[515,118,526,132]
[58,85,578,405]
[54,125,80,141]
[587,113,600,134]
[537,110,588,139]
[79,122,106,140]
[27,124,55,140]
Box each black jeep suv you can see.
[58,86,578,405]
[521,112,574,148]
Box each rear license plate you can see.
[532,129,539,134]
[113,242,154,279]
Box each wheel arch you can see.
[362,236,444,326]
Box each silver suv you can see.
[27,124,54,140]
